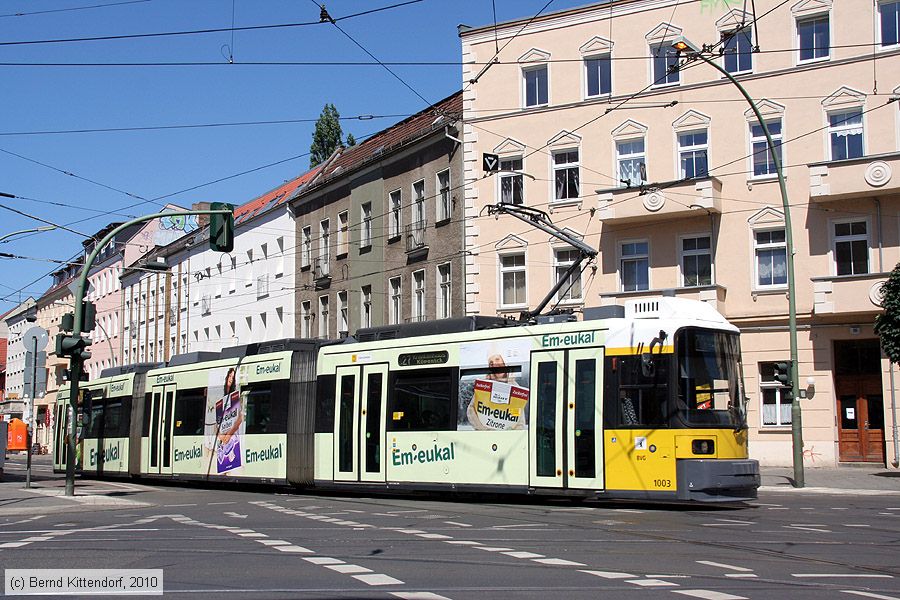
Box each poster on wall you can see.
[203,366,246,475]
[457,339,531,431]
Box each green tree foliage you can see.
[875,263,900,363]
[310,104,343,167]
[346,133,357,147]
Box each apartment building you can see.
[0,298,35,421]
[288,92,464,338]
[120,171,317,363]
[460,0,900,467]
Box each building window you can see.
[681,235,712,287]
[723,27,753,74]
[755,229,787,288]
[554,248,582,302]
[499,157,524,205]
[500,253,527,307]
[834,221,869,276]
[750,118,783,177]
[617,138,646,187]
[389,277,402,325]
[301,301,312,338]
[882,1,900,47]
[412,180,425,227]
[301,226,311,268]
[553,149,579,201]
[412,270,425,322]
[338,290,349,336]
[829,109,864,161]
[318,295,329,339]
[621,241,649,292]
[585,54,611,97]
[437,262,451,320]
[651,44,679,85]
[760,362,792,426]
[361,285,372,328]
[523,64,548,107]
[337,211,349,256]
[389,190,401,240]
[437,169,451,222]
[360,203,372,248]
[678,130,708,179]
[798,15,829,62]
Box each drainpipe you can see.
[875,197,899,467]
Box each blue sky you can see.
[0,0,591,311]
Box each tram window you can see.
[315,375,336,433]
[142,393,152,436]
[388,368,456,432]
[174,388,205,436]
[244,381,288,434]
[103,400,130,438]
[606,355,670,427]
[85,402,105,438]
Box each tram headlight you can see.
[691,439,715,455]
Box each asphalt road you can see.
[2,456,899,599]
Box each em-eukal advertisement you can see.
[457,339,531,431]
[203,366,246,475]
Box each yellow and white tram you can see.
[54,296,759,502]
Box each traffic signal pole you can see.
[64,208,232,497]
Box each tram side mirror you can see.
[641,353,655,378]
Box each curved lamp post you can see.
[672,35,803,488]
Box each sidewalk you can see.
[760,464,900,495]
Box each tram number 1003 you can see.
[653,479,672,488]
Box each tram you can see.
[54,296,760,502]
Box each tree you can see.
[875,263,900,363]
[310,104,343,167]
[346,133,357,147]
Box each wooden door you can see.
[835,375,885,463]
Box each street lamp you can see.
[672,34,804,488]
[0,225,57,244]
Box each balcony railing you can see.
[313,258,331,289]
[405,220,428,256]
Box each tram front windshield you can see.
[676,328,746,429]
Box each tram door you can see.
[53,403,69,471]
[334,364,389,483]
[529,348,604,490]
[147,385,175,475]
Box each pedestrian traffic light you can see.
[55,333,92,360]
[209,202,235,253]
[773,360,793,398]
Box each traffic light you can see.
[773,360,793,399]
[55,333,92,360]
[82,301,96,332]
[209,202,235,252]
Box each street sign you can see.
[483,152,500,173]
[23,326,49,351]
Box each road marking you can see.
[208,501,237,506]
[352,574,404,586]
[831,507,849,510]
[224,512,248,518]
[502,551,544,559]
[845,524,872,528]
[672,591,747,600]
[274,545,313,553]
[703,523,751,527]
[0,542,31,548]
[842,591,900,600]
[696,561,753,573]
[444,521,471,527]
[476,547,514,552]
[767,507,790,510]
[416,533,452,540]
[444,540,481,545]
[396,529,425,534]
[492,523,544,529]
[750,503,782,507]
[20,537,52,542]
[725,574,759,579]
[647,575,691,579]
[256,540,290,546]
[325,564,373,574]
[793,574,894,579]
[302,557,344,565]
[386,510,427,514]
[533,558,586,566]
[715,519,753,525]
[391,593,453,600]
[162,503,197,507]
[785,525,831,533]
[612,509,645,514]
[627,579,678,587]
[238,533,267,538]
[580,570,636,579]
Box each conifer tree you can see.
[310,104,343,167]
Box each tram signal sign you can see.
[209,202,235,253]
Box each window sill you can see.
[584,92,612,101]
[549,198,581,210]
[751,287,789,296]
[274,272,283,279]
[759,426,792,433]
[387,234,401,244]
[335,251,348,260]
[650,80,680,90]
[748,174,784,183]
[300,264,311,272]
[435,217,452,228]
[797,56,830,66]
[522,103,549,110]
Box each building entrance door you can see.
[834,340,885,463]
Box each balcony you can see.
[599,284,727,313]
[812,272,888,316]
[809,152,900,202]
[313,258,331,290]
[596,177,722,224]
[405,220,428,260]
